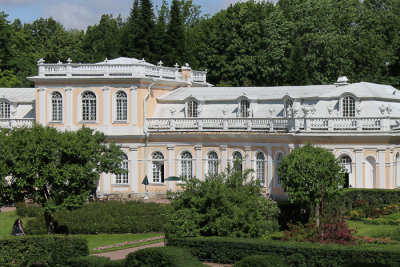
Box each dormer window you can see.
[239,99,250,117]
[342,96,355,117]
[0,101,10,119]
[187,100,198,117]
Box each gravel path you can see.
[93,241,165,260]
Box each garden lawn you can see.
[0,210,29,238]
[347,220,400,240]
[80,233,165,254]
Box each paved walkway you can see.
[93,241,165,260]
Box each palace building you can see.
[2,57,400,199]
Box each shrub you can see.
[277,201,310,230]
[167,236,400,266]
[318,215,357,245]
[167,165,279,239]
[0,235,88,266]
[125,246,204,267]
[234,254,286,267]
[68,256,110,267]
[25,217,47,235]
[16,203,44,218]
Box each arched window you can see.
[115,153,129,184]
[116,91,128,121]
[181,151,193,179]
[152,152,164,183]
[233,151,243,172]
[239,99,250,117]
[208,151,219,176]
[82,91,96,121]
[284,99,293,117]
[51,91,63,121]
[340,155,352,188]
[256,152,266,185]
[275,152,283,185]
[395,153,400,188]
[0,101,10,119]
[342,96,355,117]
[187,100,198,117]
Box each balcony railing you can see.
[0,119,35,128]
[147,117,399,133]
[37,62,207,83]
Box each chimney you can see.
[181,63,192,84]
[335,76,349,87]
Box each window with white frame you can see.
[239,99,250,117]
[51,91,63,122]
[256,152,266,185]
[187,100,198,117]
[342,96,355,117]
[82,91,96,121]
[0,101,10,119]
[115,153,129,184]
[116,91,128,121]
[284,99,293,117]
[232,151,243,172]
[181,151,193,179]
[208,151,219,176]
[152,151,164,183]
[275,152,283,185]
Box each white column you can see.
[102,87,111,132]
[267,144,273,194]
[378,148,386,189]
[167,145,175,191]
[38,87,46,125]
[245,145,251,181]
[130,86,138,125]
[65,87,73,129]
[195,145,202,179]
[220,145,227,171]
[355,149,363,188]
[390,148,394,189]
[130,145,139,193]
[103,173,111,193]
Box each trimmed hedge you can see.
[326,189,400,217]
[167,236,400,266]
[125,246,204,267]
[0,235,88,266]
[234,254,286,267]
[23,201,171,235]
[68,256,125,267]
[16,202,44,217]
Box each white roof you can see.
[96,57,154,66]
[158,82,400,102]
[0,88,35,103]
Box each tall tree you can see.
[165,0,186,65]
[0,125,126,234]
[153,0,170,63]
[121,0,140,58]
[284,40,309,85]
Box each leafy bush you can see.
[167,164,279,239]
[326,189,400,219]
[24,201,170,234]
[234,254,286,267]
[277,201,310,230]
[25,217,47,235]
[0,235,88,266]
[16,203,44,217]
[167,236,400,266]
[68,256,110,267]
[125,246,203,267]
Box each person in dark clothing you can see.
[12,219,25,236]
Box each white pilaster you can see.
[102,87,111,130]
[38,87,46,125]
[195,145,202,179]
[245,145,251,181]
[65,87,73,129]
[130,87,138,125]
[167,145,175,191]
[103,173,111,193]
[129,145,139,193]
[355,149,363,188]
[220,145,227,171]
[267,144,273,194]
[378,148,386,189]
[390,148,394,189]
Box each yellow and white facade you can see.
[2,57,400,199]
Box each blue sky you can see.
[0,0,246,30]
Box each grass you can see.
[347,220,398,237]
[0,210,30,238]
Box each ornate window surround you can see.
[79,90,98,123]
[113,90,129,122]
[49,90,63,123]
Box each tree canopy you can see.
[277,143,346,226]
[0,125,126,233]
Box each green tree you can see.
[0,125,126,234]
[167,162,280,238]
[165,0,186,65]
[277,143,346,227]
[284,39,309,85]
